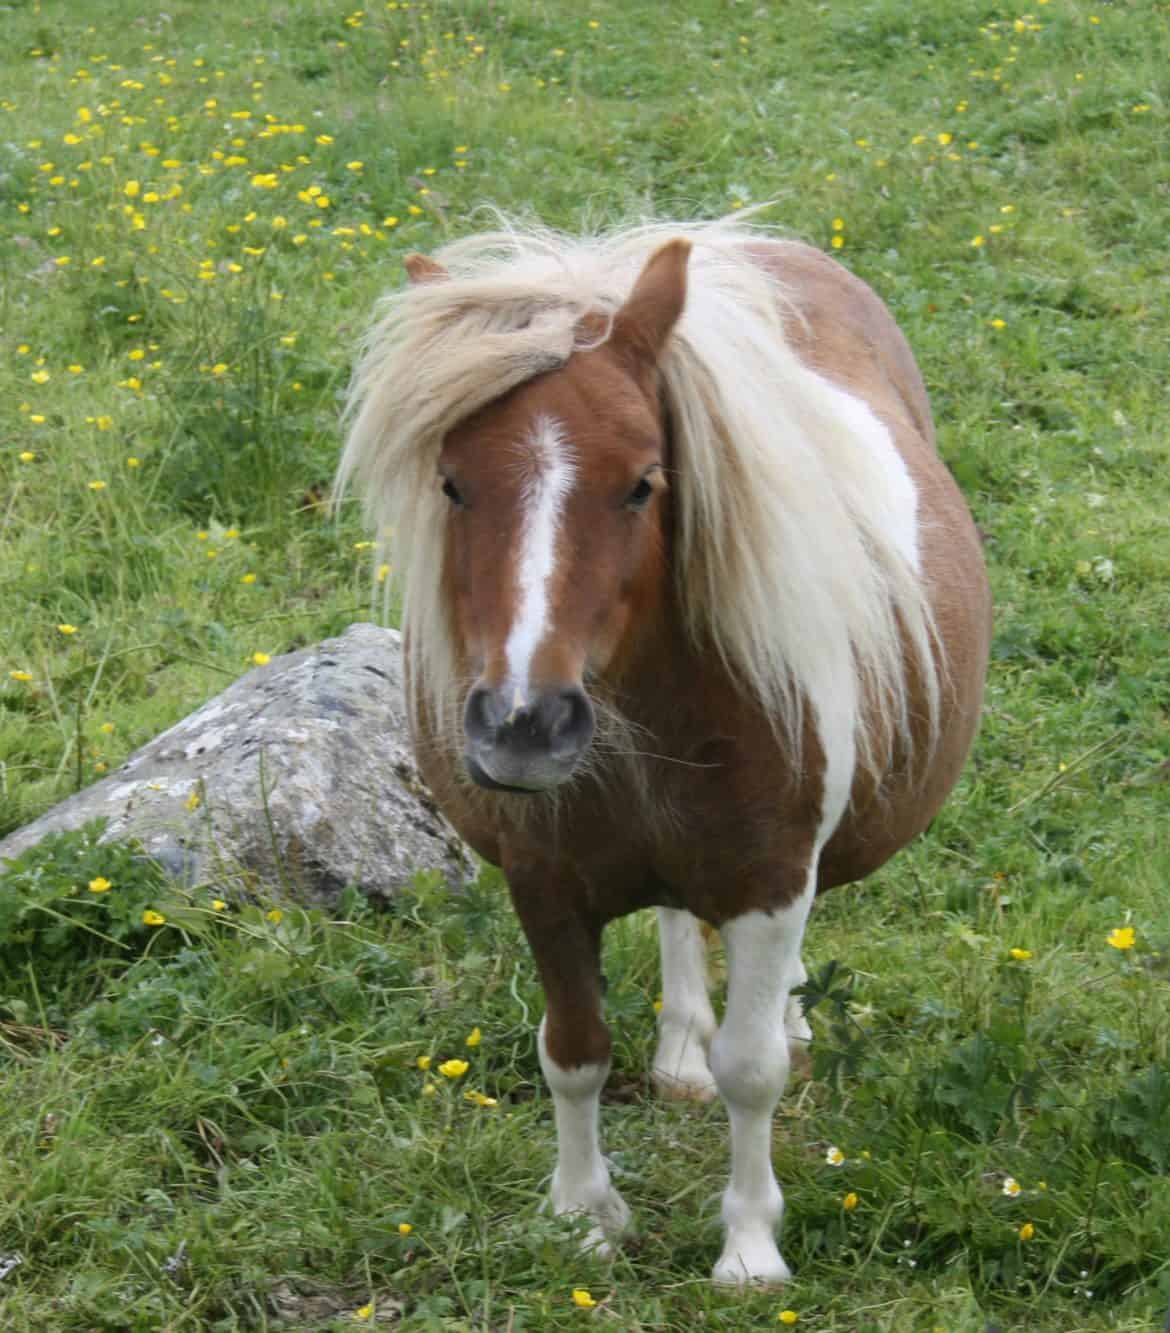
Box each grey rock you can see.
[0,624,473,905]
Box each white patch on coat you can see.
[504,415,575,697]
[814,374,921,574]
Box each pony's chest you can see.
[566,743,819,921]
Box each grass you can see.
[1,0,1168,1327]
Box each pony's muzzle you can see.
[463,682,595,792]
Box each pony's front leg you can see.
[518,902,632,1256]
[538,1015,632,1254]
[709,884,814,1287]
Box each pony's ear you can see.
[610,238,691,367]
[404,253,449,285]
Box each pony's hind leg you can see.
[652,907,718,1102]
[709,885,814,1287]
[784,957,813,1079]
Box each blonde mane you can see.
[337,216,940,780]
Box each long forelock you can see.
[337,215,941,780]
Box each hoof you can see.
[552,1185,632,1258]
[580,1226,618,1260]
[712,1235,792,1288]
[651,1067,719,1103]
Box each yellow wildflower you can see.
[842,1192,859,1211]
[1019,1221,1035,1241]
[20,451,36,463]
[572,1289,596,1308]
[1107,926,1135,950]
[466,1026,482,1047]
[252,651,271,666]
[417,1055,432,1070]
[87,877,112,893]
[778,1313,799,1326]
[9,670,34,683]
[438,1058,469,1079]
[57,623,78,635]
[397,1222,413,1235]
[1009,947,1032,960]
[352,1304,374,1322]
[266,908,283,924]
[143,910,166,926]
[212,899,227,912]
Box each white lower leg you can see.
[709,892,813,1287]
[538,1018,631,1254]
[652,908,718,1101]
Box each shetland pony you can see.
[338,218,991,1285]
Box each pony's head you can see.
[417,240,690,792]
[341,217,941,800]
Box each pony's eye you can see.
[441,476,464,507]
[626,476,655,510]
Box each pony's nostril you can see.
[548,688,594,754]
[464,685,500,743]
[549,695,573,739]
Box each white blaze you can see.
[505,415,575,696]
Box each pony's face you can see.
[431,240,690,793]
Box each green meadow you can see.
[2,0,1168,1328]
